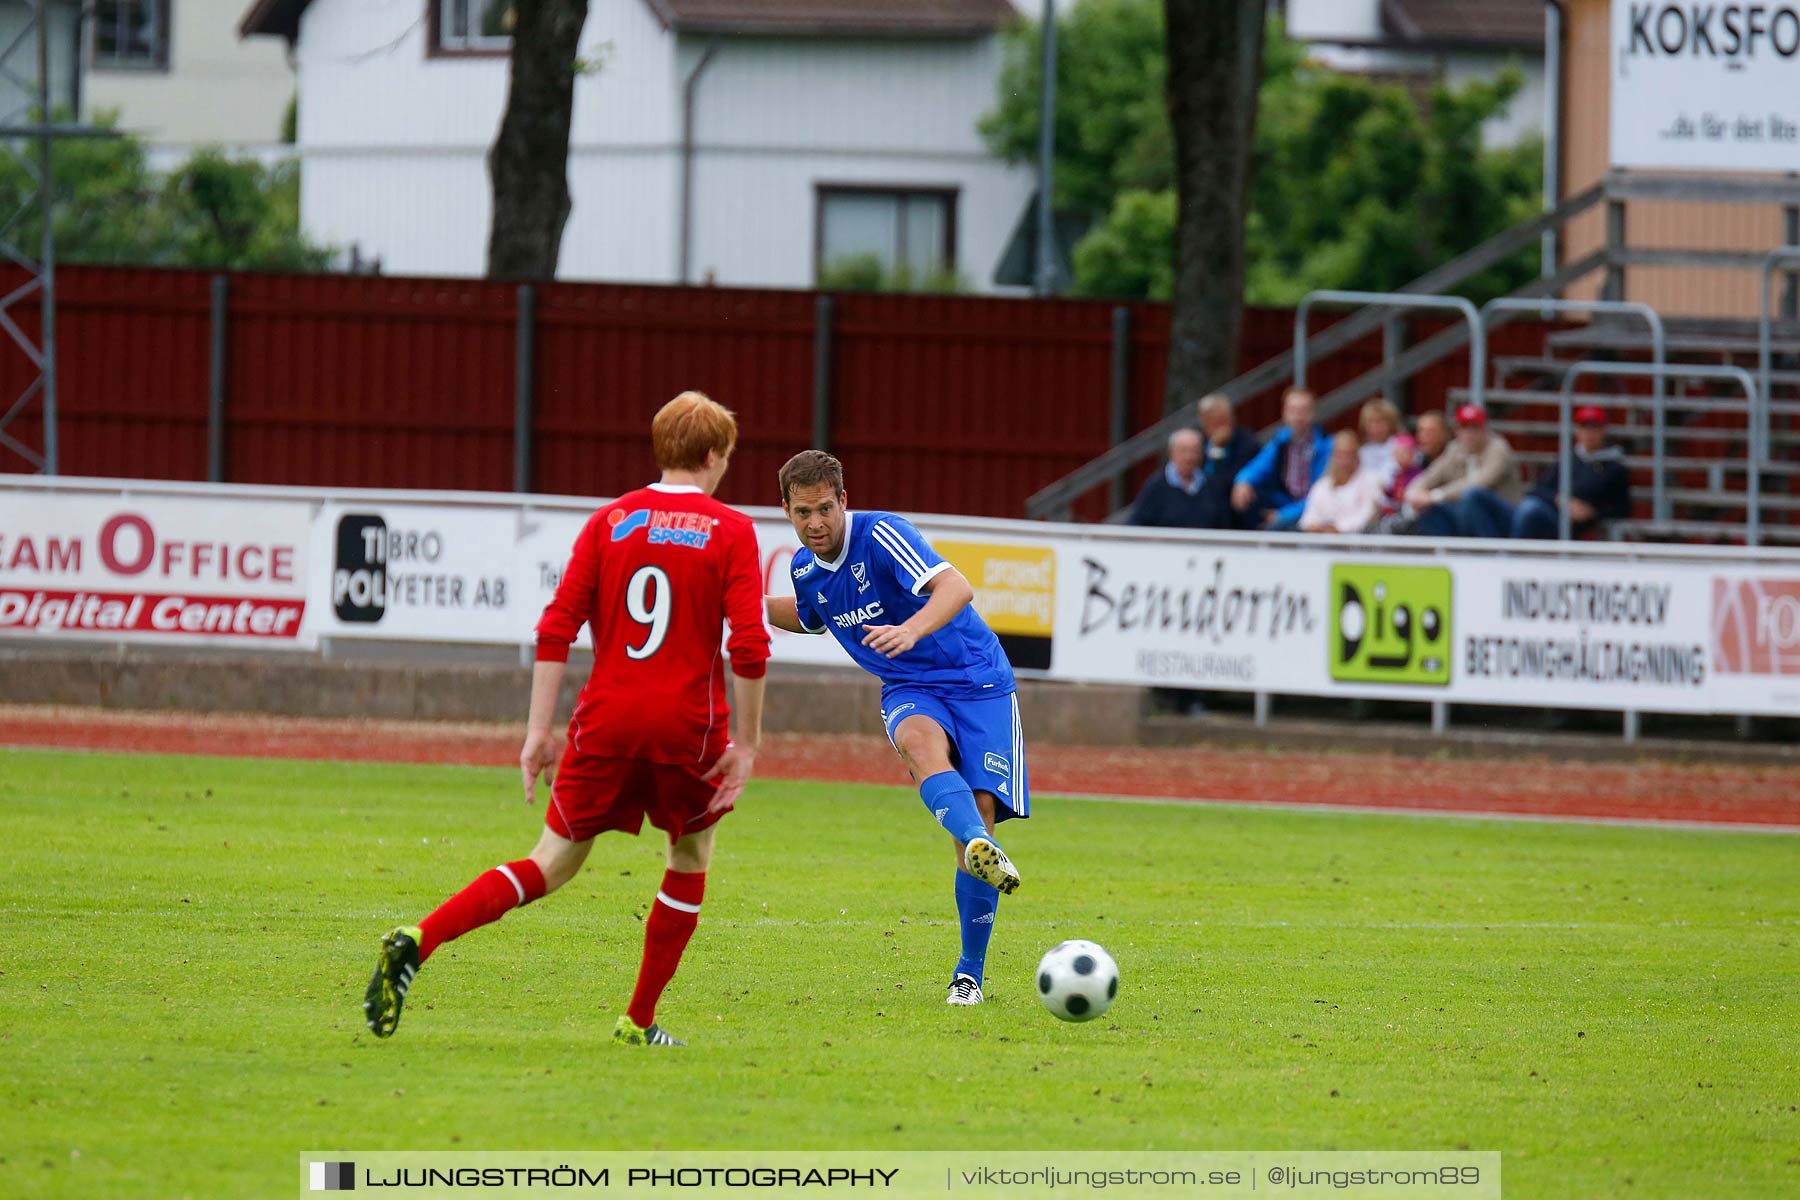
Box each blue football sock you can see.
[918,771,991,849]
[954,870,1000,983]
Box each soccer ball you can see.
[1036,939,1119,1023]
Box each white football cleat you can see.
[946,974,984,1005]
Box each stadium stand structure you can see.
[1027,172,1800,546]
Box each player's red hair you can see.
[652,391,738,471]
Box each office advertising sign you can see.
[1611,2,1800,171]
[0,491,313,646]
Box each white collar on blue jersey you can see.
[647,482,704,494]
[812,510,853,572]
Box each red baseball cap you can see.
[1454,403,1487,427]
[1574,405,1607,426]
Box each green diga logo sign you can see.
[1330,564,1453,686]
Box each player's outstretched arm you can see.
[764,594,813,634]
[861,566,975,658]
[520,659,565,804]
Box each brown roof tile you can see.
[1380,0,1544,50]
[245,0,1015,42]
[643,0,1017,38]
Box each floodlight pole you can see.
[0,0,116,476]
[1034,0,1058,297]
[37,0,54,473]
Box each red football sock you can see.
[627,869,706,1027]
[417,859,546,962]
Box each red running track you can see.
[7,707,1798,829]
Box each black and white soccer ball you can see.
[1036,939,1119,1023]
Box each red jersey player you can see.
[363,392,771,1047]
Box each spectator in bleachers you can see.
[1388,433,1423,496]
[1357,398,1403,487]
[1414,410,1450,467]
[1402,403,1525,538]
[1510,405,1632,539]
[1372,432,1423,525]
[1299,431,1384,534]
[1129,428,1214,528]
[1231,387,1331,531]
[1196,391,1262,530]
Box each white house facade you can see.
[85,0,293,165]
[241,0,1036,292]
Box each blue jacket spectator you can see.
[1130,429,1215,528]
[1232,388,1331,531]
[1196,392,1263,530]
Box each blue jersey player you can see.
[765,451,1026,1007]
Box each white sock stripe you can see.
[655,890,702,915]
[497,863,527,906]
[872,523,930,579]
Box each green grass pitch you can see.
[2,747,1797,1198]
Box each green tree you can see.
[1071,189,1173,300]
[980,0,1170,216]
[1248,49,1542,304]
[983,9,1542,306]
[0,113,330,270]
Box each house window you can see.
[816,187,956,285]
[435,0,515,53]
[93,0,168,70]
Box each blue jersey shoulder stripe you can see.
[870,522,929,579]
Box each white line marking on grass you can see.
[1035,790,1800,835]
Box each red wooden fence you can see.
[1,266,1553,518]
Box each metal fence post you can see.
[1603,198,1627,302]
[208,274,229,484]
[1786,207,1799,318]
[513,284,536,495]
[1382,313,1408,411]
[812,294,834,451]
[1108,306,1131,512]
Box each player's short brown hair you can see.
[652,391,737,471]
[778,449,844,506]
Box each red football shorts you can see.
[544,744,730,843]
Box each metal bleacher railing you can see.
[1025,172,1800,546]
[1555,362,1761,543]
[1293,290,1486,411]
[1480,298,1666,521]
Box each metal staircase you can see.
[1449,311,1800,544]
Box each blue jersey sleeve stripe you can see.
[871,528,928,579]
[869,525,923,581]
[874,520,935,575]
[871,522,930,581]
